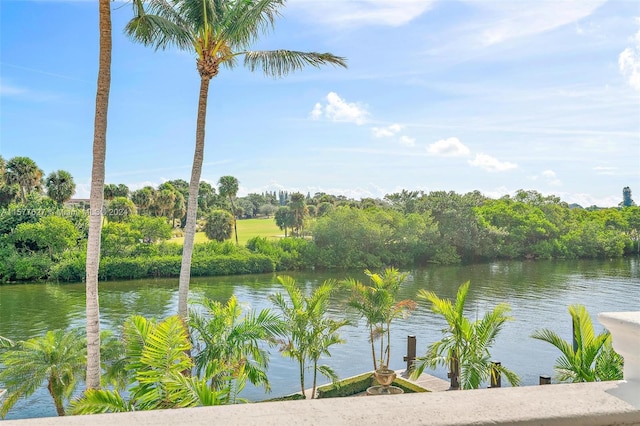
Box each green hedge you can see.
[316,372,428,398]
[316,372,374,398]
[50,253,275,282]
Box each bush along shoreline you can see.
[1,189,639,284]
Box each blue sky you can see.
[1,0,639,207]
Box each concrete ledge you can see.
[5,381,640,426]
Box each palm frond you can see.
[126,0,193,51]
[70,389,131,414]
[221,0,283,48]
[243,50,347,78]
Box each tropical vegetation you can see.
[1,167,639,284]
[270,276,348,398]
[531,304,623,383]
[343,268,416,371]
[0,329,122,418]
[411,281,521,390]
[189,296,284,403]
[71,316,227,414]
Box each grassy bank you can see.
[170,218,282,246]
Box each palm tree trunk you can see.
[48,379,66,416]
[369,324,376,371]
[386,321,391,367]
[450,351,460,390]
[229,197,239,245]
[85,0,111,391]
[311,360,318,399]
[178,76,210,319]
[299,358,305,398]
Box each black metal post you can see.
[539,375,551,385]
[403,335,416,372]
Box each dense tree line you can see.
[0,155,638,282]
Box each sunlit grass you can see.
[170,217,283,246]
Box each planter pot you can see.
[373,368,397,387]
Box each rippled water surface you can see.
[1,258,638,419]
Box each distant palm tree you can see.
[218,175,239,245]
[131,186,155,215]
[189,296,284,403]
[0,329,85,417]
[531,304,623,383]
[288,192,308,236]
[85,0,112,392]
[412,281,520,390]
[45,170,76,205]
[125,0,347,319]
[203,209,234,242]
[5,156,44,203]
[270,276,348,398]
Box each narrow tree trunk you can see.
[369,324,376,371]
[299,359,305,398]
[230,197,239,245]
[450,351,460,390]
[178,76,210,319]
[85,0,111,391]
[311,360,318,399]
[386,321,391,367]
[48,379,66,416]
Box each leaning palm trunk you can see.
[48,380,66,416]
[85,0,111,390]
[178,77,210,319]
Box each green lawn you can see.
[170,217,283,246]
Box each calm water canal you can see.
[1,258,639,419]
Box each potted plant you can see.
[343,268,416,386]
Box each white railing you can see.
[598,311,640,408]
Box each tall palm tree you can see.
[189,295,284,403]
[4,156,44,203]
[218,175,239,245]
[125,0,347,319]
[270,276,348,398]
[0,329,86,417]
[45,170,76,205]
[411,281,520,390]
[84,0,112,392]
[531,304,623,383]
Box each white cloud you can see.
[471,1,606,46]
[310,103,323,120]
[311,92,369,125]
[399,135,416,147]
[542,170,561,186]
[619,18,640,92]
[290,0,435,27]
[372,123,403,138]
[468,153,517,172]
[427,137,470,157]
